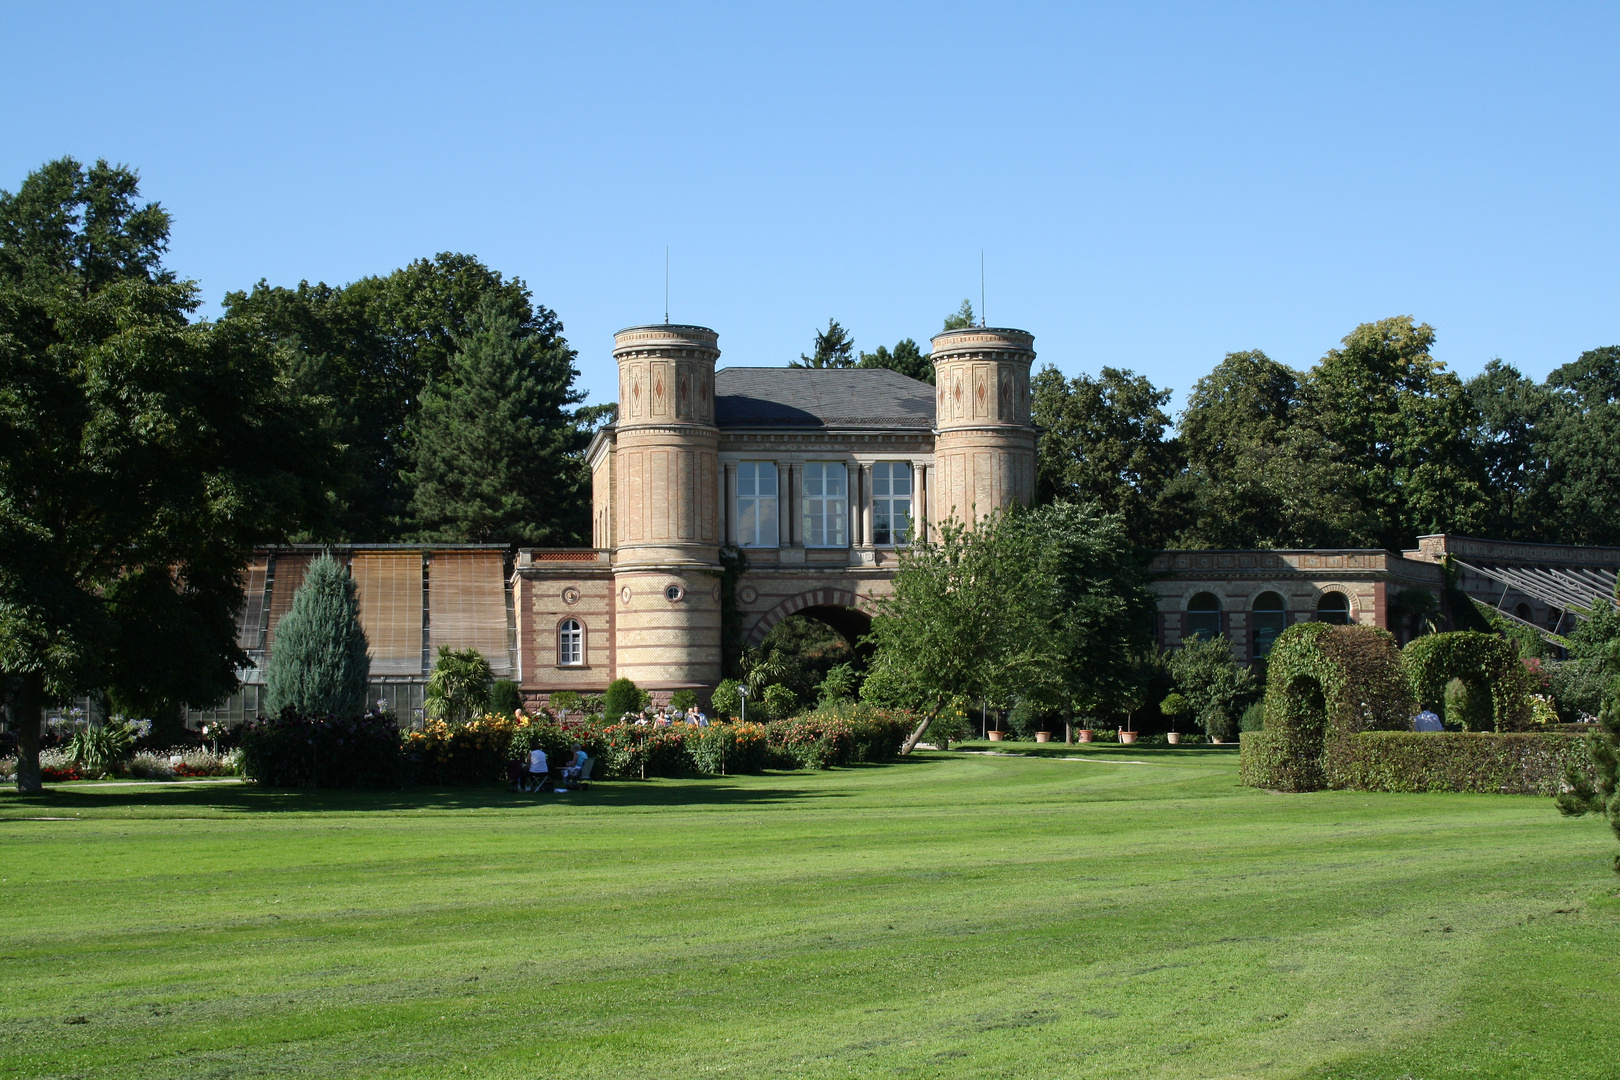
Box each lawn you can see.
[2,747,1617,1079]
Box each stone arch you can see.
[746,588,872,650]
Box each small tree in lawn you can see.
[423,647,492,723]
[264,555,371,717]
[1557,707,1620,872]
[710,679,741,721]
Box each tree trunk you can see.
[1065,721,1072,745]
[10,672,44,794]
[901,712,935,755]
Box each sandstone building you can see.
[183,321,1618,726]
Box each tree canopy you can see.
[792,318,856,369]
[0,157,333,789]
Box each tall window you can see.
[1316,592,1350,625]
[1186,592,1221,641]
[558,619,583,666]
[736,461,779,547]
[801,462,848,547]
[872,462,912,546]
[1252,592,1286,658]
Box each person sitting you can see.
[693,710,708,727]
[556,743,586,791]
[525,746,550,792]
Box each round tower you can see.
[929,327,1037,524]
[609,324,723,694]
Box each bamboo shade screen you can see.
[263,553,313,658]
[428,552,511,675]
[236,556,269,651]
[352,552,425,675]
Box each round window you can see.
[665,584,683,602]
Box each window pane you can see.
[758,462,777,496]
[759,497,778,546]
[893,498,910,542]
[739,500,757,545]
[1187,612,1221,640]
[873,504,891,546]
[738,462,755,497]
[804,502,824,546]
[828,499,846,546]
[1253,612,1286,657]
[874,466,890,497]
[892,465,911,496]
[803,464,822,497]
[826,463,847,497]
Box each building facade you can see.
[187,320,1619,725]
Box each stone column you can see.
[913,462,927,544]
[860,462,874,547]
[723,461,737,545]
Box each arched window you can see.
[1515,603,1532,622]
[1316,592,1350,625]
[1186,592,1221,641]
[558,619,583,666]
[1252,591,1287,658]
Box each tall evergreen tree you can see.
[792,318,856,368]
[263,554,370,717]
[401,295,588,543]
[942,299,976,330]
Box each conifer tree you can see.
[264,555,370,716]
[401,295,587,543]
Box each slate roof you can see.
[714,367,936,429]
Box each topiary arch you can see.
[1402,631,1533,732]
[1248,622,1412,791]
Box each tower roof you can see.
[714,367,935,429]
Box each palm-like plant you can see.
[424,647,493,724]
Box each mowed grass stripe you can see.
[2,750,1616,1078]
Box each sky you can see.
[3,2,1617,415]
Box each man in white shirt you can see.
[527,747,549,792]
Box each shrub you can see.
[766,706,913,768]
[1251,623,1412,791]
[1239,701,1265,732]
[171,748,242,777]
[1556,708,1620,870]
[761,683,798,722]
[68,720,136,773]
[1403,631,1533,732]
[1548,660,1609,722]
[424,647,494,723]
[818,663,860,705]
[548,690,583,718]
[711,679,741,720]
[490,679,524,717]
[685,722,770,775]
[925,706,973,749]
[1168,635,1258,738]
[125,751,175,780]
[602,678,644,721]
[239,709,403,788]
[670,689,699,712]
[406,712,600,786]
[1159,693,1190,726]
[264,554,371,717]
[1331,731,1593,795]
[596,722,690,779]
[1240,731,1318,790]
[1201,704,1239,742]
[1007,698,1049,740]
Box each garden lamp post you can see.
[738,684,749,725]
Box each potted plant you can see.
[1076,718,1095,743]
[1160,692,1189,745]
[1034,730,1051,743]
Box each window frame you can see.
[800,461,849,548]
[1251,591,1287,658]
[734,461,780,549]
[1316,592,1351,625]
[1186,592,1222,641]
[871,461,913,547]
[557,618,584,667]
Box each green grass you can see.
[2,749,1617,1079]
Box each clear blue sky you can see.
[4,3,1617,414]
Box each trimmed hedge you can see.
[1243,729,1592,795]
[1332,731,1591,794]
[1239,731,1317,791]
[239,709,404,788]
[1403,631,1533,731]
[1255,623,1412,791]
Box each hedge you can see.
[1242,730,1592,795]
[239,710,404,788]
[1257,623,1413,791]
[1403,631,1533,731]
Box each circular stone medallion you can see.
[619,585,632,606]
[737,585,758,604]
[561,587,580,606]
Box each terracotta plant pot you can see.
[1166,732,1181,745]
[987,730,1005,742]
[1034,731,1051,743]
[1077,729,1094,743]
[1119,731,1139,745]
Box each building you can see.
[189,321,1619,726]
